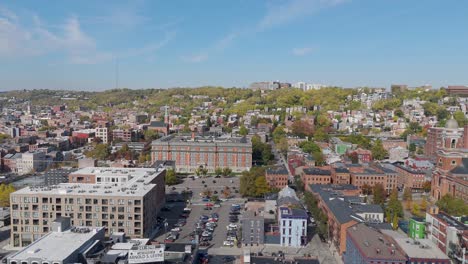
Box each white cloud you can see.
[86,7,150,30]
[0,7,96,59]
[182,53,208,63]
[215,32,238,51]
[0,5,176,64]
[292,47,313,56]
[257,0,347,30]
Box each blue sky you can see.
[1,0,468,90]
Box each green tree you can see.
[240,170,257,197]
[222,167,232,177]
[165,169,178,185]
[85,144,110,160]
[453,111,467,126]
[412,203,421,216]
[392,214,399,230]
[436,108,449,120]
[402,187,413,201]
[138,153,146,164]
[277,137,289,156]
[313,128,329,142]
[215,167,223,177]
[422,102,439,116]
[254,176,271,197]
[409,143,416,152]
[144,129,159,141]
[200,168,208,177]
[299,141,321,154]
[371,139,388,160]
[436,194,468,216]
[294,175,304,192]
[239,125,248,136]
[210,195,219,202]
[372,184,386,206]
[394,109,404,118]
[272,125,286,144]
[386,188,403,218]
[0,184,15,207]
[313,151,326,166]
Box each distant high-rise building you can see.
[445,85,468,96]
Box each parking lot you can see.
[155,175,245,251]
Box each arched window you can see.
[451,139,456,148]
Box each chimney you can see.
[191,132,195,140]
[464,124,468,148]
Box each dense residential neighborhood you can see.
[0,84,466,264]
[1,1,468,263]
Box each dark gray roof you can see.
[309,184,384,224]
[353,204,384,214]
[335,167,349,173]
[149,121,166,127]
[277,196,301,207]
[303,168,331,176]
[366,222,393,230]
[266,165,288,175]
[250,257,319,264]
[450,158,468,174]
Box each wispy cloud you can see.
[188,0,346,62]
[182,53,208,63]
[84,6,150,30]
[0,5,177,64]
[257,0,347,31]
[0,8,95,58]
[292,47,314,56]
[215,32,238,51]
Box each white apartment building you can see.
[96,127,110,144]
[17,151,46,175]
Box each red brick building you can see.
[265,166,289,189]
[394,165,426,190]
[301,167,331,191]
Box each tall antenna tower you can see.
[115,56,119,89]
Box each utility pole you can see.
[115,57,119,90]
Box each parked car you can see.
[223,241,234,247]
[164,235,176,243]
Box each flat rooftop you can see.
[393,238,449,260]
[153,134,251,145]
[9,226,104,261]
[347,224,406,261]
[13,167,164,197]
